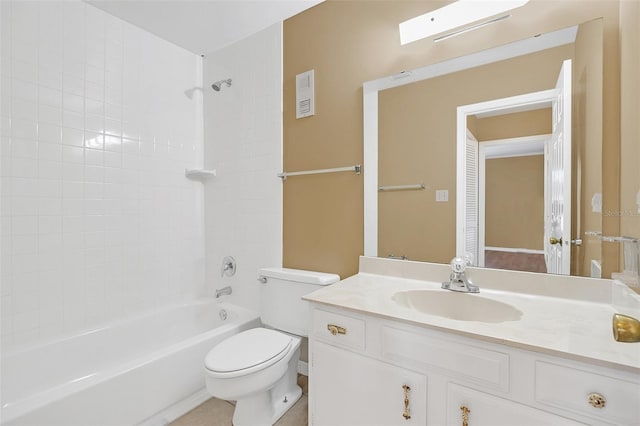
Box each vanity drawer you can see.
[312,309,365,351]
[535,361,640,425]
[381,326,510,392]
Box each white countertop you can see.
[304,264,640,372]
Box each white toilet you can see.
[204,267,339,426]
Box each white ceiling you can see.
[86,0,324,55]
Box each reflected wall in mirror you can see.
[363,19,603,277]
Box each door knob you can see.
[549,237,563,245]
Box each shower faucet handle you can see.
[221,256,236,277]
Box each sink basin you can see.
[392,290,522,323]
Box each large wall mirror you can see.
[363,19,604,277]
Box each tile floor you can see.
[171,375,308,426]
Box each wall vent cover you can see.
[296,69,315,119]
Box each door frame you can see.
[456,89,556,262]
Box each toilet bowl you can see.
[205,328,302,425]
[203,267,340,426]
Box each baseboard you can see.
[138,388,211,426]
[297,360,309,376]
[485,246,544,255]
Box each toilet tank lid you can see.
[258,267,340,285]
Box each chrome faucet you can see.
[442,257,479,293]
[215,286,232,298]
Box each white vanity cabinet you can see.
[308,305,639,426]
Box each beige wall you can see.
[619,0,640,270]
[283,0,622,279]
[485,156,544,250]
[471,109,552,141]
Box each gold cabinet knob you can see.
[327,324,347,335]
[588,393,606,408]
[612,313,640,342]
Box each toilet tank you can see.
[258,267,339,337]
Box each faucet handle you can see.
[451,257,467,274]
[221,256,236,277]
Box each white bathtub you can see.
[0,300,260,426]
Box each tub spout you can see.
[215,286,232,298]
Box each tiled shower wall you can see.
[0,1,205,351]
[203,24,282,312]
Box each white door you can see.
[544,59,572,275]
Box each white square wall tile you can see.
[39,232,63,252]
[4,0,204,344]
[11,99,37,122]
[63,181,84,198]
[62,163,84,182]
[39,51,64,74]
[40,87,63,109]
[62,146,84,164]
[104,135,121,152]
[38,143,62,162]
[38,197,62,216]
[62,73,84,97]
[11,79,37,103]
[11,215,36,236]
[11,157,38,179]
[63,110,84,130]
[39,215,63,235]
[85,115,104,134]
[63,93,84,113]
[85,81,104,102]
[84,132,104,150]
[62,127,84,147]
[38,160,63,180]
[38,104,63,125]
[12,234,37,255]
[38,123,62,144]
[11,40,38,67]
[11,119,37,140]
[38,179,62,198]
[11,139,37,159]
[12,61,38,84]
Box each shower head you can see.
[212,78,232,91]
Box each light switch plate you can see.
[436,189,448,202]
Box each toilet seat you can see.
[205,328,293,379]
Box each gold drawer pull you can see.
[402,384,411,420]
[327,324,347,335]
[460,406,471,426]
[588,393,606,408]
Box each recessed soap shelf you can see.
[185,169,217,180]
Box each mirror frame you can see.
[363,25,579,258]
